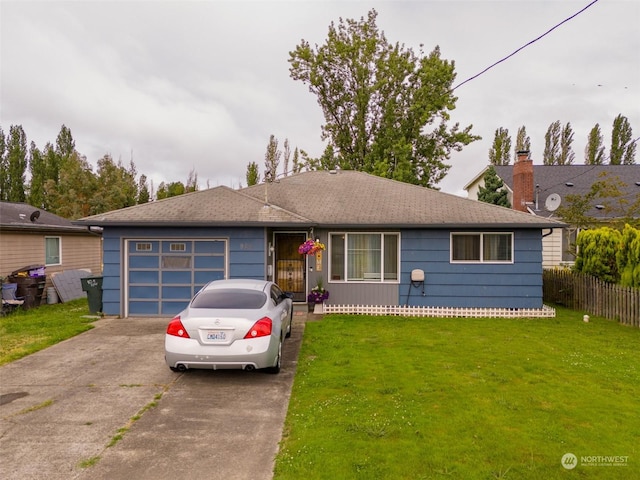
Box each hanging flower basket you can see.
[298,239,325,255]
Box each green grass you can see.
[0,298,97,366]
[274,308,639,479]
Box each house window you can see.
[330,233,399,282]
[451,233,513,263]
[45,237,61,265]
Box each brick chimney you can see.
[513,150,533,212]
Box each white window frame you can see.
[450,232,514,264]
[45,236,62,266]
[329,232,401,283]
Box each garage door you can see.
[126,239,227,316]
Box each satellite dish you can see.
[30,210,41,222]
[545,193,561,212]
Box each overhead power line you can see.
[451,0,600,91]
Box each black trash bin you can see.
[9,265,46,310]
[81,276,103,314]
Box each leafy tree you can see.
[514,125,531,161]
[292,147,302,174]
[45,151,96,219]
[617,224,640,288]
[28,142,46,208]
[156,181,185,200]
[610,114,636,165]
[186,167,198,193]
[488,128,511,165]
[263,134,281,182]
[90,155,138,214]
[0,127,7,201]
[246,161,259,186]
[543,120,561,165]
[6,125,28,202]
[584,123,606,165]
[137,174,151,204]
[574,227,621,283]
[282,139,291,176]
[477,165,510,207]
[289,9,479,188]
[55,124,75,160]
[559,122,575,165]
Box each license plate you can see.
[206,331,227,341]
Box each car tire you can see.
[285,309,293,338]
[266,339,282,374]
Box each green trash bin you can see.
[81,276,103,314]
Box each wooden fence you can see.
[543,269,640,328]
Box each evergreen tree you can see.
[584,123,606,165]
[246,161,259,186]
[289,9,479,188]
[610,114,636,165]
[488,127,511,165]
[543,120,561,165]
[514,125,531,161]
[559,122,575,165]
[292,147,302,173]
[477,166,511,208]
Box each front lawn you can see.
[0,298,96,366]
[275,308,639,479]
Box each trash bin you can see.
[81,276,103,314]
[9,265,46,310]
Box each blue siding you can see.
[400,229,543,309]
[100,227,265,317]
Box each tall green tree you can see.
[156,181,185,200]
[91,155,138,214]
[610,114,636,165]
[559,122,575,165]
[514,125,531,161]
[488,127,511,165]
[574,227,620,283]
[245,161,259,186]
[45,151,96,219]
[477,166,510,207]
[137,174,151,204]
[584,123,606,165]
[289,9,479,188]
[282,139,291,176]
[0,127,7,201]
[28,141,46,208]
[292,147,303,173]
[263,134,281,182]
[617,224,640,288]
[6,125,28,202]
[543,120,561,165]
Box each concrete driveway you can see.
[0,309,308,480]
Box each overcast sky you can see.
[1,0,638,196]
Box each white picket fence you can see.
[322,303,556,318]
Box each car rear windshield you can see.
[191,289,267,309]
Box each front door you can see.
[274,233,306,302]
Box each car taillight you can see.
[167,316,190,338]
[244,317,272,339]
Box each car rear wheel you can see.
[265,338,282,374]
[285,309,293,338]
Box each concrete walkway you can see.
[0,308,311,480]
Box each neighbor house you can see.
[0,202,103,300]
[75,170,565,318]
[464,152,640,267]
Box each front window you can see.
[45,237,61,265]
[451,233,513,263]
[330,233,399,282]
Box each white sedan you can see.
[165,279,293,374]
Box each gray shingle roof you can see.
[76,170,564,229]
[0,202,91,233]
[493,165,640,219]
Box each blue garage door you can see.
[127,239,227,316]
